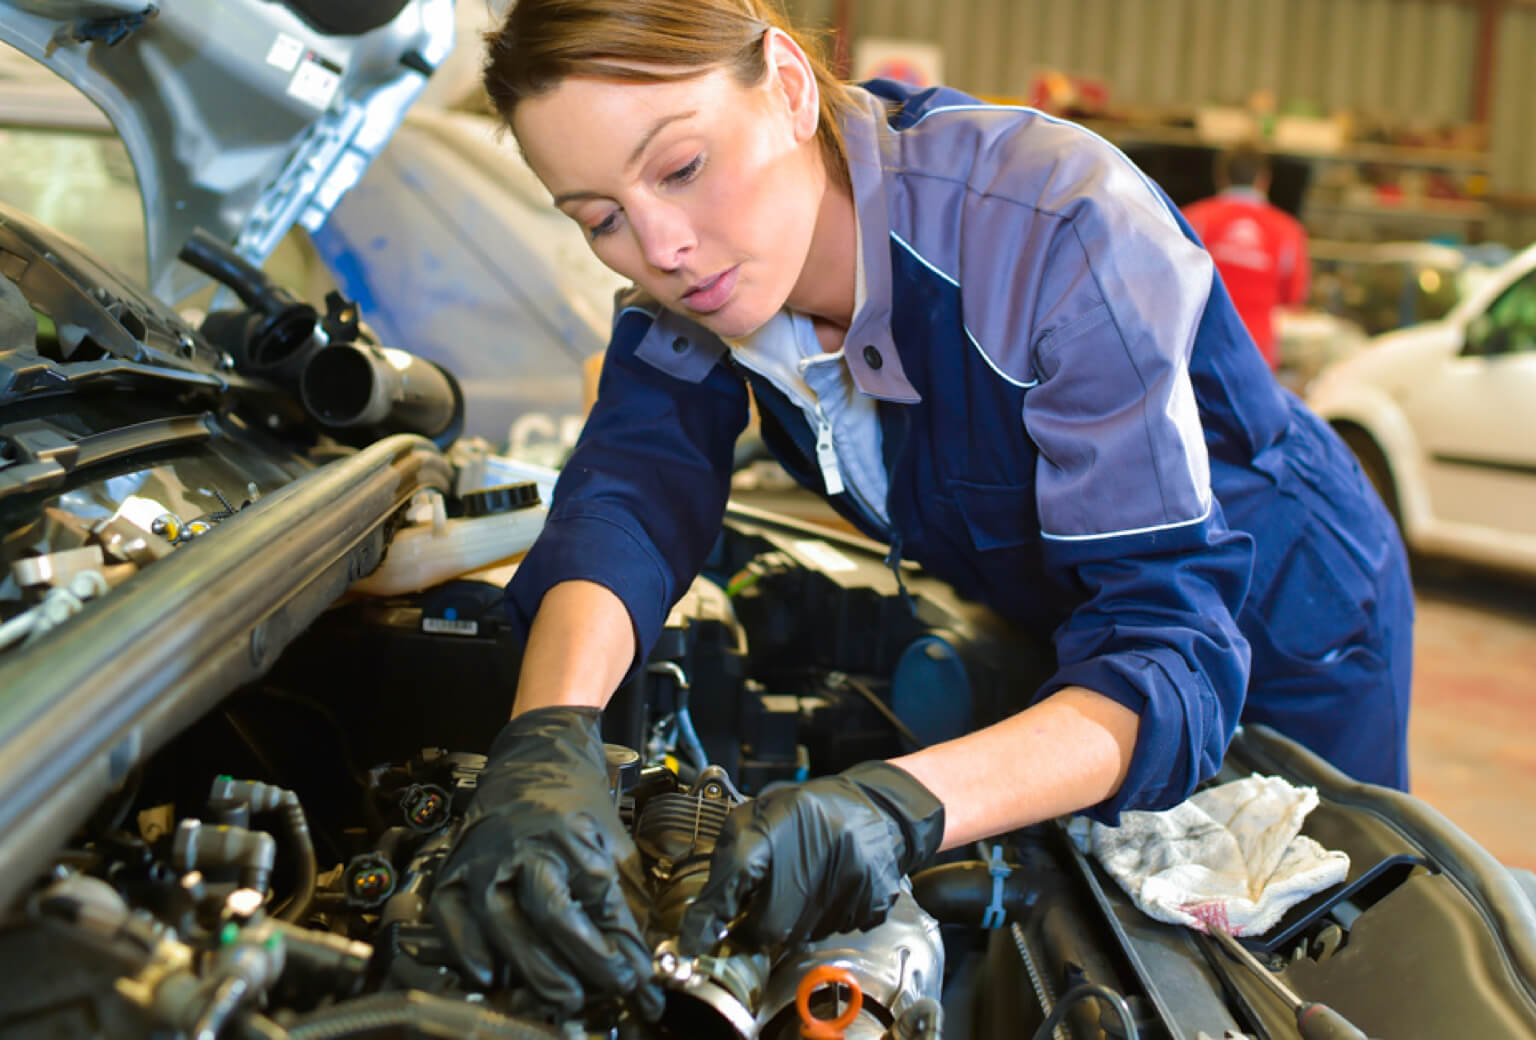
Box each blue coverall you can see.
[505,80,1414,823]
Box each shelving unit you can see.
[1305,199,1492,222]
[1076,118,1489,175]
[1071,115,1493,242]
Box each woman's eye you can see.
[588,213,620,240]
[663,155,703,187]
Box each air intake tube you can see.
[178,229,323,384]
[300,342,464,448]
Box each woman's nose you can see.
[633,204,695,273]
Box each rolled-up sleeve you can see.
[504,307,749,670]
[1023,193,1254,823]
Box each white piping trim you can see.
[964,325,1038,389]
[1040,502,1213,543]
[889,231,958,287]
[902,104,1182,227]
[616,304,660,321]
[890,231,1038,390]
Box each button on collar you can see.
[862,345,884,370]
[671,336,690,354]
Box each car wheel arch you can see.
[1332,420,1402,525]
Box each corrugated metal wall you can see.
[788,0,1478,121]
[787,0,1533,242]
[1490,5,1536,244]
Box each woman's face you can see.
[512,38,827,340]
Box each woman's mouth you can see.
[681,265,739,315]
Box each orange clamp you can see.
[796,964,863,1039]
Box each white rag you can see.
[1069,774,1350,937]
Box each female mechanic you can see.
[426,0,1413,1019]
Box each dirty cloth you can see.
[1071,774,1349,936]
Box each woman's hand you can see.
[429,706,664,1020]
[676,762,944,955]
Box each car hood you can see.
[1310,318,1461,408]
[0,0,453,304]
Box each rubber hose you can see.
[241,1013,292,1040]
[674,699,710,774]
[909,860,1037,926]
[375,918,453,992]
[276,794,318,924]
[285,992,563,1040]
[179,229,298,315]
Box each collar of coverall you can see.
[837,87,922,405]
[630,88,923,404]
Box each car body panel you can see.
[0,0,453,303]
[1,31,615,453]
[311,110,627,450]
[1406,349,1536,535]
[1310,242,1536,574]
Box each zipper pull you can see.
[884,532,917,618]
[814,415,845,496]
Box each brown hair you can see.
[1217,143,1270,189]
[483,0,855,187]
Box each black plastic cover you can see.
[461,482,541,518]
[280,0,411,35]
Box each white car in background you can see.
[1308,241,1536,575]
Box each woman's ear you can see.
[763,27,820,144]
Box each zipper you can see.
[798,351,849,500]
[732,347,889,536]
[800,350,894,531]
[812,404,846,496]
[881,404,917,617]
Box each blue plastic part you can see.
[890,634,973,747]
[674,703,710,775]
[980,841,1010,930]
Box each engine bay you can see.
[6,495,1536,1040]
[0,505,1033,1039]
[4,189,1536,1039]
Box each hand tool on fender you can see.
[1207,924,1370,1040]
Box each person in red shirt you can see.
[1183,145,1310,371]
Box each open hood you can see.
[0,0,453,303]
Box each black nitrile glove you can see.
[677,761,944,956]
[428,707,663,1020]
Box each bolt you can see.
[226,888,263,918]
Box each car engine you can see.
[5,196,1536,1040]
[0,755,944,1040]
[0,467,1046,1039]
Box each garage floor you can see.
[731,488,1536,871]
[1409,567,1536,871]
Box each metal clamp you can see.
[980,842,1011,930]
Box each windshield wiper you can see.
[0,412,217,502]
[0,352,228,408]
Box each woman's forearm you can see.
[510,579,637,718]
[890,685,1140,850]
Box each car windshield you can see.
[0,122,145,283]
[1480,268,1536,353]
